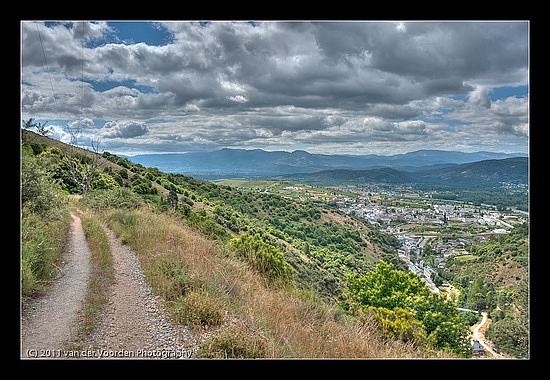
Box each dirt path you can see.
[21,211,204,360]
[82,224,202,359]
[21,212,91,359]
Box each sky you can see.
[20,20,529,156]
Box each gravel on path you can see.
[81,221,205,359]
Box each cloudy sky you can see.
[20,20,529,156]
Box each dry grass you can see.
[103,207,457,359]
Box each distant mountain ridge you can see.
[124,148,527,178]
[282,157,529,189]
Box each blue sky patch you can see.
[108,22,172,46]
[489,85,528,101]
[90,79,157,94]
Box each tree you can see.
[64,138,106,194]
[167,189,179,210]
[23,118,50,136]
[341,260,471,357]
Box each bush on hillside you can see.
[229,232,293,285]
[79,187,144,211]
[21,150,70,299]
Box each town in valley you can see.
[222,179,528,295]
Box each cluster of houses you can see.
[337,195,516,233]
[333,190,526,284]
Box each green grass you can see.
[21,209,71,300]
[454,255,478,262]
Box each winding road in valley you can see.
[471,311,507,359]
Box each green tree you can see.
[341,261,471,357]
[167,189,179,210]
[21,150,66,216]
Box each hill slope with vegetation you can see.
[438,224,529,358]
[21,127,493,358]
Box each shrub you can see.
[195,321,267,358]
[21,150,67,217]
[171,289,223,328]
[80,187,143,211]
[228,233,293,284]
[21,150,70,299]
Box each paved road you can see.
[472,311,506,359]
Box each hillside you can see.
[21,131,470,358]
[439,224,529,358]
[281,167,415,185]
[22,128,518,358]
[22,129,408,300]
[411,157,529,188]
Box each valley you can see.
[21,129,530,359]
[216,177,530,358]
[21,20,530,361]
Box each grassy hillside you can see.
[90,206,453,358]
[20,128,472,358]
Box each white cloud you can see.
[68,118,95,129]
[100,120,149,138]
[226,95,248,103]
[468,85,492,108]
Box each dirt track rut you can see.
[21,212,91,358]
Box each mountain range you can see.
[280,157,529,189]
[124,148,528,179]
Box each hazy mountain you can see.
[411,156,529,188]
[124,148,527,179]
[281,157,529,189]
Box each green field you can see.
[453,254,478,262]
[214,178,359,201]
